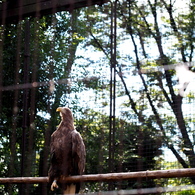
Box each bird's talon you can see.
[51,180,58,191]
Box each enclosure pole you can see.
[109,0,113,175]
[109,0,117,182]
[0,26,4,114]
[0,0,6,115]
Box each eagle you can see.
[48,107,86,194]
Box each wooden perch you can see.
[0,168,195,184]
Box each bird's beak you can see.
[56,107,61,112]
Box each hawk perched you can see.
[48,107,86,194]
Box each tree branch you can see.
[168,144,189,168]
[161,0,187,62]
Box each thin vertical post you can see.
[0,0,6,115]
[109,0,117,189]
[0,27,4,115]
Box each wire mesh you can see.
[1,0,195,194]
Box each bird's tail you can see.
[63,184,76,195]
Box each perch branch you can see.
[0,168,195,184]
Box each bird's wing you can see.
[72,130,86,175]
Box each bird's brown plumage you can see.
[48,107,86,194]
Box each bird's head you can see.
[56,107,74,122]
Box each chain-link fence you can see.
[1,0,195,194]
